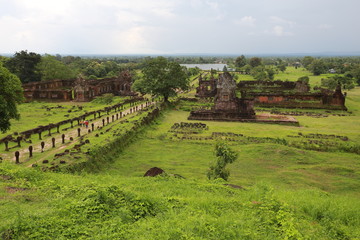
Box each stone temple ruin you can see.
[190,72,302,125]
[189,72,256,121]
[237,80,347,110]
[195,74,347,111]
[23,70,136,102]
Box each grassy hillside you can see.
[1,163,359,239]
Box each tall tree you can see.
[5,50,41,83]
[249,57,262,68]
[37,54,77,81]
[0,63,24,132]
[235,55,247,68]
[302,56,315,69]
[133,57,189,102]
[308,59,326,76]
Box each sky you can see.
[0,0,360,55]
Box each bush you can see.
[207,142,238,181]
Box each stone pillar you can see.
[29,146,33,158]
[116,113,118,120]
[52,137,56,148]
[112,115,114,122]
[77,128,81,137]
[91,123,94,131]
[4,141,9,151]
[62,134,65,144]
[48,128,52,136]
[16,136,21,147]
[102,119,105,127]
[107,117,109,124]
[15,151,20,164]
[41,141,45,152]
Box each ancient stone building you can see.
[23,79,74,101]
[189,72,255,121]
[22,70,136,102]
[195,74,217,98]
[237,80,347,110]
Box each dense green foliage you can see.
[133,57,189,102]
[0,63,24,132]
[5,50,41,83]
[37,54,77,81]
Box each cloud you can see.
[266,25,294,37]
[235,16,256,27]
[270,16,296,28]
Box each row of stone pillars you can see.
[12,101,152,163]
[13,133,69,164]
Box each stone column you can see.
[15,151,20,164]
[41,141,45,153]
[29,146,33,158]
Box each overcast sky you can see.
[1,0,359,55]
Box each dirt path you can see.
[0,101,156,166]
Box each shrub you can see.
[207,142,238,181]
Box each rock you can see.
[144,167,165,177]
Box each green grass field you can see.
[1,67,360,239]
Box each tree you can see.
[298,76,310,84]
[83,61,107,78]
[5,50,41,83]
[235,55,247,68]
[302,56,315,69]
[37,54,77,81]
[350,64,360,85]
[133,57,189,102]
[277,63,287,72]
[207,142,238,181]
[0,63,24,132]
[321,75,355,90]
[308,59,326,76]
[251,66,276,81]
[249,57,262,68]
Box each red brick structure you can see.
[23,79,74,101]
[22,70,136,102]
[238,80,347,110]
